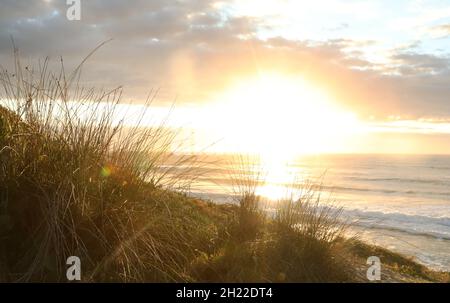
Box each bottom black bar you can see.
[0,283,447,302]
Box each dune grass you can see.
[0,47,209,282]
[187,155,353,282]
[1,48,445,283]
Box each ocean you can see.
[178,154,450,271]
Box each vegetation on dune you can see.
[0,48,447,282]
[187,157,353,282]
[0,47,207,282]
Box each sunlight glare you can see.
[207,73,360,199]
[208,73,360,156]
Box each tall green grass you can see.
[228,155,266,242]
[270,181,351,281]
[191,156,353,282]
[0,45,210,282]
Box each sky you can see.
[1,0,450,154]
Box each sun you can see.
[210,73,359,155]
[205,72,360,199]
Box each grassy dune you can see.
[0,52,448,282]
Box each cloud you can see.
[0,0,449,120]
[428,24,450,39]
[390,52,450,75]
